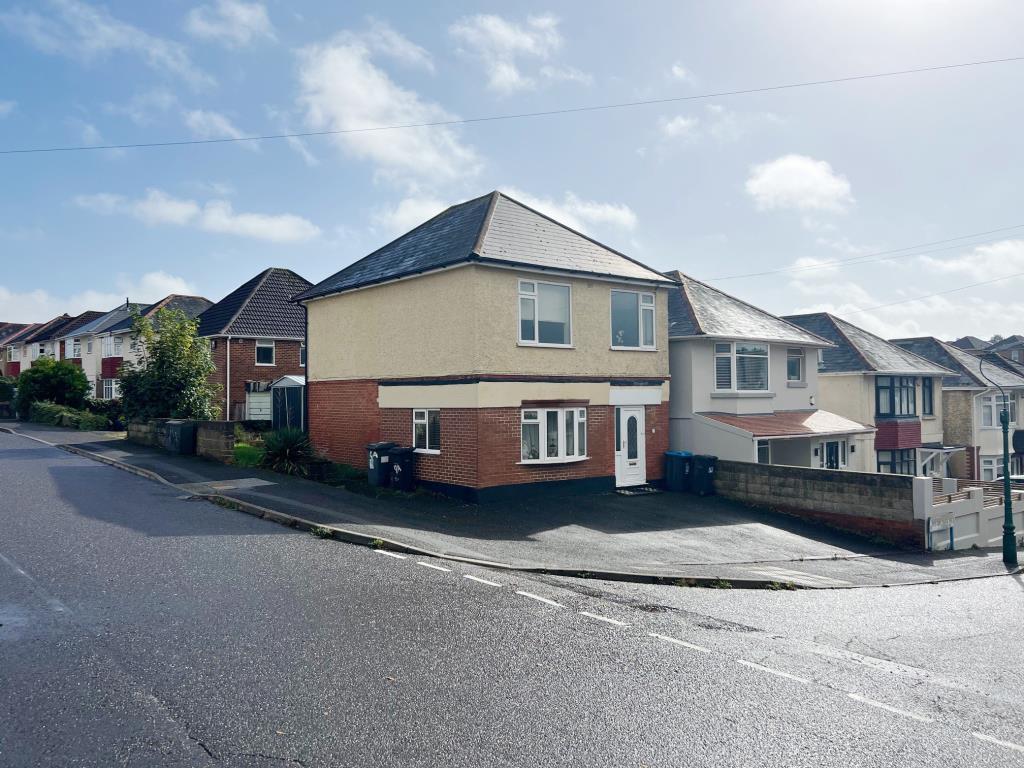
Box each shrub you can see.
[15,357,90,418]
[30,401,67,425]
[233,443,266,468]
[262,428,317,476]
[77,412,111,431]
[84,398,124,428]
[0,376,15,403]
[28,400,110,431]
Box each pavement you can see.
[3,430,1024,767]
[3,421,1020,589]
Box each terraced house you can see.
[295,191,674,501]
[784,313,956,476]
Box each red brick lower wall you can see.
[4,361,20,377]
[308,379,381,467]
[645,403,669,482]
[874,418,923,450]
[101,356,123,379]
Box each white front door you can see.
[615,406,646,487]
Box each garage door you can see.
[245,391,272,421]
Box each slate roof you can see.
[949,335,991,351]
[197,268,311,339]
[105,295,213,334]
[665,271,832,345]
[891,337,1024,389]
[987,334,1024,353]
[2,323,40,346]
[783,313,951,376]
[700,409,874,438]
[44,311,106,340]
[295,191,672,302]
[20,314,73,344]
[67,303,146,337]
[0,323,28,344]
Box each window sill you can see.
[254,362,277,367]
[711,391,774,399]
[786,381,808,388]
[922,415,937,420]
[518,455,589,466]
[414,448,440,455]
[610,346,658,352]
[517,342,575,349]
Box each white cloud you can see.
[79,121,103,146]
[0,0,212,88]
[660,115,699,140]
[503,188,637,233]
[374,195,448,236]
[670,62,694,83]
[297,34,481,186]
[183,109,248,141]
[746,154,854,214]
[363,18,434,72]
[0,271,197,323]
[185,0,274,47]
[918,239,1024,275]
[449,14,586,94]
[104,89,177,126]
[74,188,320,243]
[0,100,15,117]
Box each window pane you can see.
[519,281,535,293]
[641,293,654,305]
[626,415,638,460]
[611,291,639,347]
[427,410,440,451]
[878,386,892,415]
[414,422,426,449]
[787,357,801,381]
[538,284,570,344]
[736,355,768,390]
[519,297,536,342]
[522,423,540,460]
[546,411,560,458]
[565,409,575,455]
[735,343,767,356]
[578,416,586,456]
[641,307,655,347]
[715,356,732,390]
[257,345,273,364]
[523,410,538,421]
[757,441,770,464]
[714,343,731,354]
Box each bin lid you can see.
[389,446,416,455]
[665,450,692,457]
[367,441,397,450]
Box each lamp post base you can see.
[1004,529,1019,567]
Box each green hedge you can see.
[29,400,111,431]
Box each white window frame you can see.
[101,378,120,401]
[299,342,306,368]
[713,341,770,392]
[786,348,804,382]
[101,336,113,358]
[5,346,14,362]
[86,340,93,355]
[981,393,1017,428]
[817,439,848,469]
[113,336,122,356]
[981,456,1000,482]
[520,407,588,464]
[71,338,81,358]
[255,339,276,366]
[412,409,441,454]
[756,439,771,465]
[610,290,657,351]
[517,279,573,348]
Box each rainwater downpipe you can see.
[226,336,231,421]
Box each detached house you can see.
[196,268,312,421]
[892,337,1024,480]
[783,313,956,476]
[93,295,212,400]
[665,273,874,470]
[295,191,674,500]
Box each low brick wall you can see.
[716,460,924,548]
[127,420,165,448]
[196,421,235,462]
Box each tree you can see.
[990,334,1005,344]
[118,308,220,421]
[14,357,90,418]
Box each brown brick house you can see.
[295,191,675,501]
[196,268,312,421]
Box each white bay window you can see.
[521,407,587,463]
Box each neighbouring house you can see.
[19,312,104,372]
[949,335,991,352]
[196,268,311,421]
[665,272,874,470]
[94,295,213,400]
[985,334,1024,364]
[294,191,675,501]
[0,323,30,377]
[891,336,1024,480]
[783,313,957,477]
[59,302,144,399]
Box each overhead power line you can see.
[2,56,1023,156]
[842,271,1024,316]
[710,223,1024,281]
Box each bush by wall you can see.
[29,400,111,431]
[15,357,90,418]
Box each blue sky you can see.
[1,0,1023,339]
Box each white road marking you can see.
[374,549,407,560]
[847,693,933,723]
[579,611,629,627]
[416,561,451,572]
[750,566,851,587]
[515,590,564,608]
[463,574,502,587]
[973,732,1024,753]
[647,632,710,653]
[736,659,809,684]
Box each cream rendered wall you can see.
[79,337,102,388]
[921,376,944,444]
[672,338,821,416]
[816,374,874,425]
[307,264,670,382]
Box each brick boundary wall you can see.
[715,459,924,548]
[308,379,381,467]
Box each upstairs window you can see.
[610,290,656,349]
[521,407,586,463]
[5,346,14,362]
[518,280,571,346]
[922,378,934,416]
[71,339,81,358]
[413,409,441,453]
[981,393,1017,427]
[113,336,122,356]
[714,343,733,390]
[876,376,916,417]
[86,340,93,355]
[300,343,307,367]
[714,342,769,391]
[255,340,275,366]
[786,348,804,382]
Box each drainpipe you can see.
[225,336,231,422]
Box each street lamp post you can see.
[978,354,1019,566]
